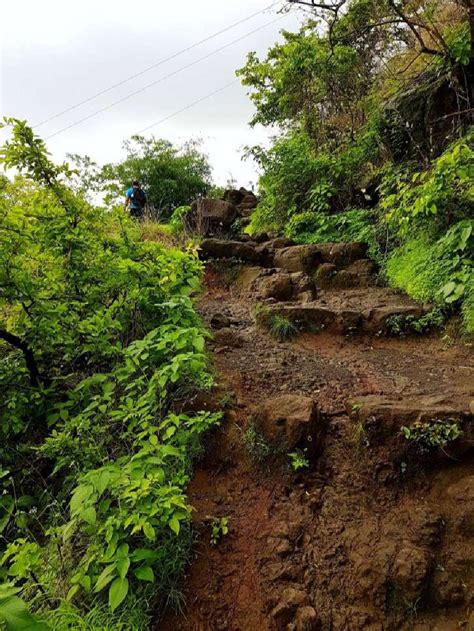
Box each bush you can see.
[0,119,221,625]
[386,220,474,331]
[286,208,377,252]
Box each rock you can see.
[364,304,426,333]
[271,587,308,628]
[346,258,377,276]
[267,237,296,249]
[316,242,367,266]
[315,263,337,288]
[193,198,237,235]
[274,245,323,273]
[255,273,294,301]
[292,606,321,630]
[346,394,470,444]
[431,566,465,606]
[253,232,269,244]
[213,328,244,349]
[210,313,232,329]
[200,239,261,263]
[391,545,431,602]
[253,394,323,451]
[223,188,246,206]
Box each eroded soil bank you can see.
[160,260,474,631]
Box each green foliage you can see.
[401,420,462,451]
[386,220,474,331]
[169,205,191,234]
[286,208,376,250]
[209,517,229,546]
[385,310,445,336]
[0,119,221,625]
[100,136,212,219]
[381,133,474,236]
[288,449,310,472]
[269,315,298,342]
[0,583,50,630]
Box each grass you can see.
[269,315,298,342]
[242,423,273,464]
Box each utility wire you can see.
[34,2,278,129]
[45,15,285,140]
[136,79,240,134]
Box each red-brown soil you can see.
[159,264,474,631]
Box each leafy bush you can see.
[381,133,474,236]
[386,220,474,331]
[286,208,376,251]
[0,119,221,625]
[401,421,462,451]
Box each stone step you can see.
[345,393,473,458]
[258,289,429,334]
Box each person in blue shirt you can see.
[124,180,147,219]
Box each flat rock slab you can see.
[346,393,473,449]
[200,239,262,264]
[260,288,429,334]
[234,267,316,302]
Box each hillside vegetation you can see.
[238,0,473,332]
[0,119,220,629]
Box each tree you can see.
[101,135,212,219]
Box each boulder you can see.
[318,242,368,266]
[364,304,427,333]
[274,245,323,273]
[254,273,294,301]
[199,239,261,264]
[253,394,323,451]
[192,198,237,235]
[290,607,321,631]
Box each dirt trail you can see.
[161,247,474,631]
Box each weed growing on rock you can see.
[401,420,462,452]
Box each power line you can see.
[45,15,285,140]
[34,2,278,129]
[136,79,240,134]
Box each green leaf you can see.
[94,564,116,592]
[108,577,129,612]
[80,507,96,525]
[117,557,130,580]
[70,485,93,515]
[134,566,155,583]
[169,515,180,535]
[143,523,156,541]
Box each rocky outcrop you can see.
[186,187,258,236]
[252,394,324,452]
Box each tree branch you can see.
[0,328,41,387]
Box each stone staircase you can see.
[199,235,431,335]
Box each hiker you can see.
[124,180,147,219]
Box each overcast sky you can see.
[1,1,303,187]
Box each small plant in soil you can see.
[401,420,462,452]
[288,449,310,471]
[385,310,445,336]
[209,516,230,546]
[242,423,273,464]
[269,315,298,342]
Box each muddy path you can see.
[161,259,474,631]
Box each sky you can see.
[1,1,304,188]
